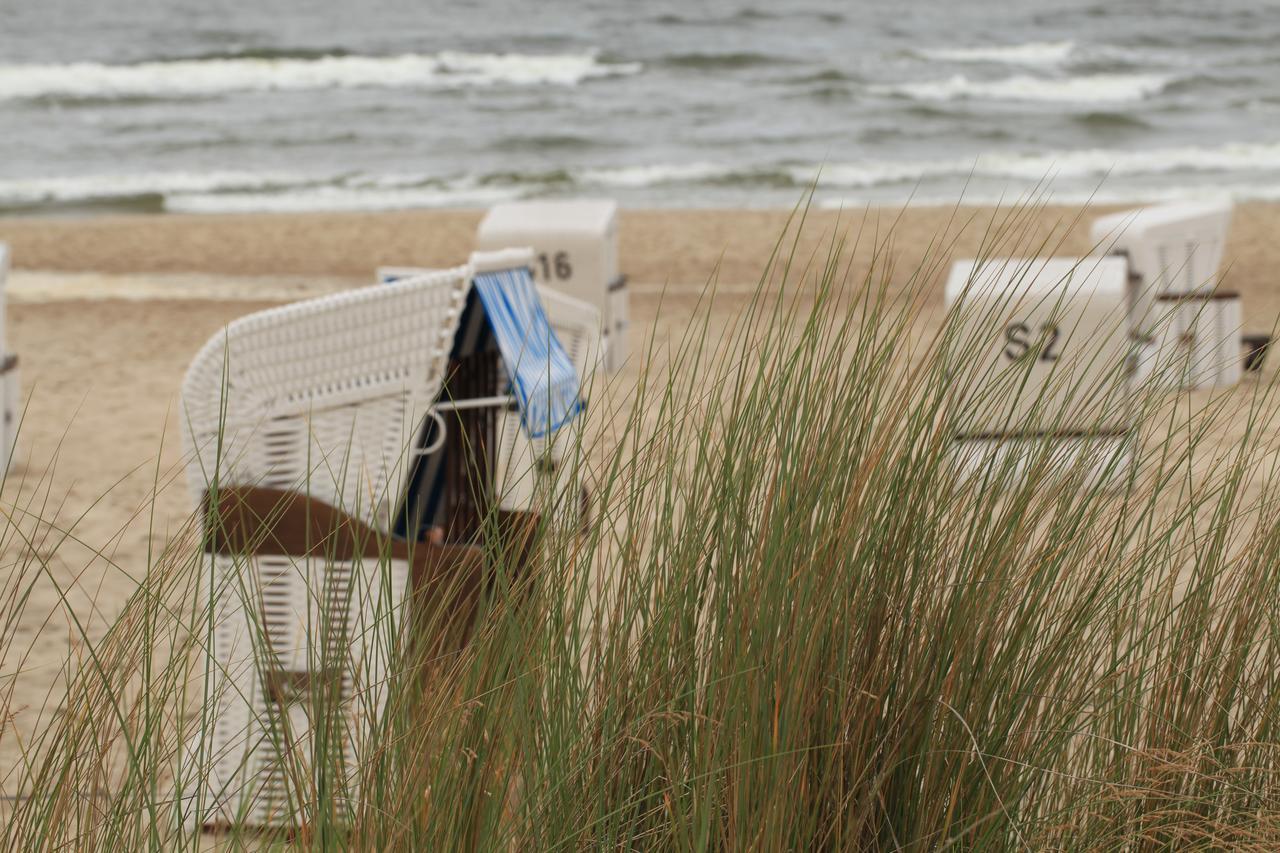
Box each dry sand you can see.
[0,204,1276,788]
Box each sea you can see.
[2,0,1279,215]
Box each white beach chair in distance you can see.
[1091,199,1254,390]
[475,199,628,372]
[178,264,471,829]
[944,256,1137,486]
[379,255,601,521]
[0,243,19,474]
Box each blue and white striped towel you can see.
[473,266,583,438]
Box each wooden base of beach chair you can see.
[192,486,542,832]
[207,485,541,644]
[950,430,1136,490]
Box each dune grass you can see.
[4,202,1280,850]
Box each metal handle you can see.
[413,409,448,457]
[413,395,521,458]
[432,394,518,412]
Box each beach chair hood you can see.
[469,249,584,438]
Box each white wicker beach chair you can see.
[1091,200,1232,324]
[179,264,471,829]
[182,251,593,830]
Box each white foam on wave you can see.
[0,51,642,101]
[803,142,1280,188]
[874,72,1171,104]
[0,169,524,212]
[0,164,745,211]
[577,162,738,187]
[917,41,1075,66]
[8,140,1280,213]
[164,183,523,214]
[0,171,309,204]
[818,183,1265,209]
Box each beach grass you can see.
[4,203,1280,850]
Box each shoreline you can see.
[1,203,1277,304]
[0,204,1159,281]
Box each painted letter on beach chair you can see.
[945,256,1135,484]
[476,199,627,372]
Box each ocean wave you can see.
[154,46,355,63]
[490,133,604,152]
[873,72,1171,104]
[653,7,841,26]
[0,164,773,213]
[0,169,543,214]
[576,163,743,187]
[658,51,784,70]
[788,69,858,84]
[574,162,797,189]
[815,185,1247,209]
[164,184,523,214]
[8,142,1280,213]
[801,141,1280,187]
[916,41,1076,66]
[1071,111,1153,132]
[0,51,642,102]
[0,171,314,206]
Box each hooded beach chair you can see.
[180,250,589,829]
[944,256,1138,487]
[1091,200,1267,389]
[179,263,471,828]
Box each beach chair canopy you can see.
[380,253,601,538]
[468,250,583,438]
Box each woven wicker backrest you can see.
[180,266,470,532]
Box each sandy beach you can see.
[0,203,1277,785]
[3,204,1279,294]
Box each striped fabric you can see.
[472,266,583,438]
